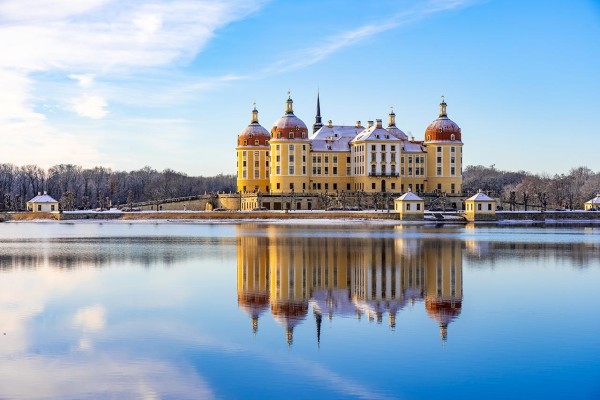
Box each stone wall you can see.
[217,194,241,210]
[137,197,211,211]
[58,212,123,220]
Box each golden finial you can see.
[441,95,445,103]
[287,90,291,99]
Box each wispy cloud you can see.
[0,0,267,167]
[261,0,475,76]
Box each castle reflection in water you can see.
[237,226,463,345]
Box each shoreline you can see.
[2,210,600,226]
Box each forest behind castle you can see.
[0,163,597,211]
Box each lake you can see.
[0,221,599,399]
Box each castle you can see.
[236,93,463,210]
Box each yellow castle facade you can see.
[236,93,463,198]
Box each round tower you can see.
[236,103,271,195]
[424,97,463,195]
[269,92,310,196]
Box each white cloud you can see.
[0,356,216,399]
[72,94,109,119]
[73,305,107,332]
[0,0,267,168]
[69,73,96,88]
[0,0,110,22]
[134,13,163,43]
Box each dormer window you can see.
[243,140,247,146]
[427,135,431,141]
[451,134,455,140]
[289,132,294,139]
[277,132,281,139]
[255,140,259,146]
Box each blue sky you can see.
[1,0,599,176]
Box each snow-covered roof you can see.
[310,288,358,317]
[402,141,426,153]
[585,194,600,204]
[310,125,362,152]
[27,194,58,203]
[396,191,423,201]
[311,124,427,153]
[386,125,408,140]
[466,190,494,202]
[351,125,399,143]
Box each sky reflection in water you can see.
[0,222,599,399]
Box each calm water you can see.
[0,221,599,399]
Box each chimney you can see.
[38,192,41,196]
[355,121,361,128]
[328,119,333,128]
[376,119,382,128]
[44,191,47,195]
[367,120,374,128]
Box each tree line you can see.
[0,164,236,211]
[1,162,597,212]
[463,165,600,210]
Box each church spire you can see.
[315,311,322,348]
[286,326,294,346]
[313,90,324,133]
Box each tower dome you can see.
[424,97,461,142]
[237,103,270,146]
[425,298,462,342]
[271,92,309,140]
[271,300,308,345]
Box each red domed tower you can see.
[270,93,309,140]
[424,98,462,142]
[236,104,271,195]
[424,97,463,195]
[269,92,310,195]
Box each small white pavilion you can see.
[464,190,496,221]
[394,190,425,220]
[584,193,600,211]
[27,192,59,213]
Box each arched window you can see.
[255,140,259,146]
[427,135,431,141]
[289,132,294,139]
[243,140,247,146]
[451,134,455,140]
